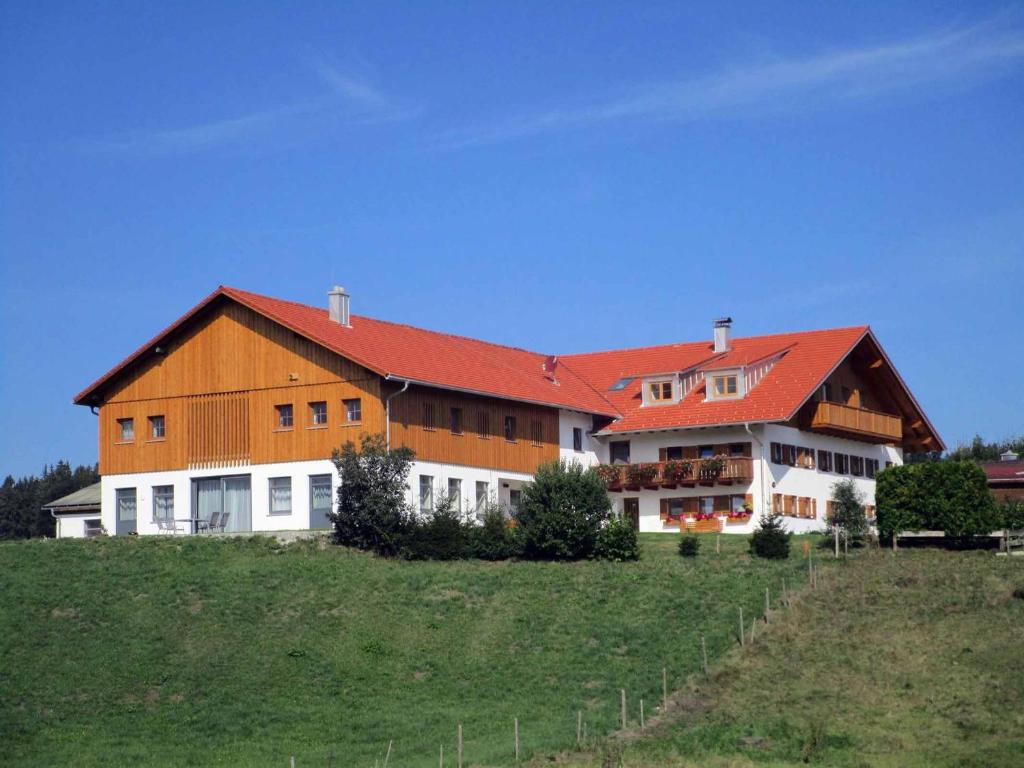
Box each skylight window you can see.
[609,377,635,391]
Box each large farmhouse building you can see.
[62,285,942,538]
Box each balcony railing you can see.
[597,456,753,490]
[810,401,902,443]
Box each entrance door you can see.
[115,488,137,535]
[309,475,333,529]
[624,497,640,531]
[192,476,252,533]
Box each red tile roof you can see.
[561,327,868,433]
[981,460,1024,482]
[74,286,884,435]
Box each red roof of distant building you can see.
[981,460,1024,483]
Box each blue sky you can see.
[1,2,1023,477]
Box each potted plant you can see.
[595,464,622,489]
[662,459,693,484]
[699,456,725,480]
[626,462,659,488]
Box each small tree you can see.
[331,434,415,557]
[403,492,473,560]
[594,517,640,561]
[678,534,700,557]
[749,510,791,559]
[516,460,612,560]
[471,501,518,560]
[829,479,868,556]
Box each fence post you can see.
[457,725,463,768]
[620,689,627,729]
[514,717,520,760]
[640,699,645,731]
[764,586,770,623]
[662,666,668,710]
[383,740,393,768]
[738,607,745,646]
[701,635,709,676]
[577,710,582,744]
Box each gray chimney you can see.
[713,317,733,353]
[328,285,351,327]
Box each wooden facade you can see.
[98,301,385,474]
[387,384,559,474]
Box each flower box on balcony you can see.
[661,459,693,486]
[626,462,659,489]
[596,464,623,490]
[725,514,751,525]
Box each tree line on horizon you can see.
[0,462,99,539]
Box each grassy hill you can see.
[0,533,812,767]
[550,547,1024,768]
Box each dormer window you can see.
[650,381,673,401]
[712,375,738,397]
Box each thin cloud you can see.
[83,56,416,155]
[435,16,1024,149]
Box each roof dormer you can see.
[705,368,745,401]
[641,374,680,406]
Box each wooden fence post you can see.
[701,635,709,676]
[764,586,770,623]
[383,740,393,768]
[620,689,627,729]
[662,667,668,710]
[738,607,745,646]
[514,717,520,760]
[576,710,582,744]
[439,744,444,768]
[457,725,463,768]
[640,699,645,731]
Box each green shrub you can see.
[470,502,518,560]
[516,460,612,560]
[749,513,791,559]
[876,461,999,541]
[1000,499,1024,530]
[677,534,700,557]
[402,494,472,561]
[829,479,868,547]
[332,434,415,556]
[594,518,640,561]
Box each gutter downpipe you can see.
[385,379,410,451]
[744,422,770,520]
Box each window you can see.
[835,453,849,474]
[730,495,748,514]
[309,401,327,427]
[508,489,522,514]
[269,477,292,515]
[448,478,462,511]
[781,444,796,466]
[712,375,738,397]
[477,411,490,439]
[475,481,489,515]
[504,415,517,442]
[117,418,134,442]
[699,496,715,516]
[818,450,833,472]
[572,427,583,452]
[649,380,673,401]
[530,419,543,445]
[419,475,434,512]
[423,403,436,430]
[729,443,748,457]
[149,415,165,439]
[866,458,879,479]
[609,377,635,391]
[665,446,684,461]
[309,475,332,527]
[797,446,815,469]
[770,442,782,463]
[699,444,715,459]
[450,407,463,435]
[84,519,103,538]
[276,404,294,429]
[152,485,174,521]
[344,398,362,423]
[610,441,630,464]
[841,385,852,404]
[851,456,865,477]
[664,498,685,520]
[819,382,833,402]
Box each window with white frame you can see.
[573,427,583,452]
[419,475,434,513]
[149,415,165,439]
[475,481,489,515]
[269,477,292,515]
[309,401,328,427]
[448,478,462,511]
[344,398,361,423]
[84,519,103,537]
[152,485,174,521]
[276,404,294,429]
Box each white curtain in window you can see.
[223,477,251,532]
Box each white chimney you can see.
[713,317,733,353]
[328,285,351,327]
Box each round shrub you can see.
[749,513,791,559]
[401,494,472,561]
[471,503,518,560]
[516,460,612,560]
[594,518,640,561]
[677,534,700,557]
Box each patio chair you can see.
[216,511,230,533]
[197,512,220,534]
[155,517,179,535]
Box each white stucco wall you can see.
[53,513,101,538]
[558,410,600,467]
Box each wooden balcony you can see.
[598,457,753,491]
[809,401,902,443]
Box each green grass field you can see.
[551,546,1024,768]
[0,533,811,767]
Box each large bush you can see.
[331,434,415,556]
[829,479,868,547]
[749,512,791,559]
[594,517,639,561]
[1000,499,1024,531]
[516,460,612,560]
[470,502,518,560]
[402,493,473,560]
[876,461,998,541]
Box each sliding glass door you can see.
[192,475,251,533]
